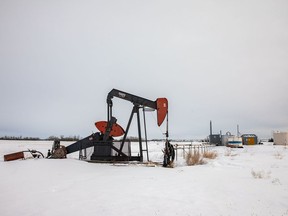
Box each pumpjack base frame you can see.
[88,156,142,163]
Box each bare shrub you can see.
[168,161,175,168]
[251,170,264,179]
[203,151,218,159]
[146,161,158,167]
[224,148,238,157]
[224,148,231,156]
[272,178,281,185]
[251,169,271,179]
[274,152,284,159]
[186,151,206,166]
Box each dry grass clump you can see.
[272,178,281,185]
[251,169,271,179]
[168,161,175,168]
[186,151,206,166]
[224,148,238,157]
[203,151,218,159]
[274,152,284,159]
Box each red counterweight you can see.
[156,98,168,126]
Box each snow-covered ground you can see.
[0,140,288,216]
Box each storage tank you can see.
[227,136,243,148]
[273,131,288,145]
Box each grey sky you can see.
[0,0,287,139]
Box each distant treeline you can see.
[0,136,41,140]
[1,135,210,142]
[0,135,80,141]
[125,136,208,142]
[47,135,80,141]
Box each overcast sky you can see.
[0,0,287,140]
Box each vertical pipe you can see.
[166,110,169,139]
[209,120,212,144]
[237,125,240,137]
[210,120,212,136]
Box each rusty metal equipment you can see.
[4,151,24,161]
[48,139,67,159]
[4,149,44,161]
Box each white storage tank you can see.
[227,136,243,148]
[273,131,288,145]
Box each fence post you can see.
[184,146,186,159]
[175,144,178,161]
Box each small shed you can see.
[273,131,288,145]
[242,134,258,145]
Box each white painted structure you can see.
[273,131,288,145]
[227,136,243,148]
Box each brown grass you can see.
[203,151,218,159]
[186,151,206,166]
[168,161,175,168]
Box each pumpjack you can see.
[49,89,175,167]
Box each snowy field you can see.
[0,140,288,216]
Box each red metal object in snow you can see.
[4,151,24,161]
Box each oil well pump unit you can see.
[49,89,175,167]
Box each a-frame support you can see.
[118,105,143,161]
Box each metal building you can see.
[273,131,288,145]
[242,134,258,145]
[209,134,222,145]
[209,120,222,145]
